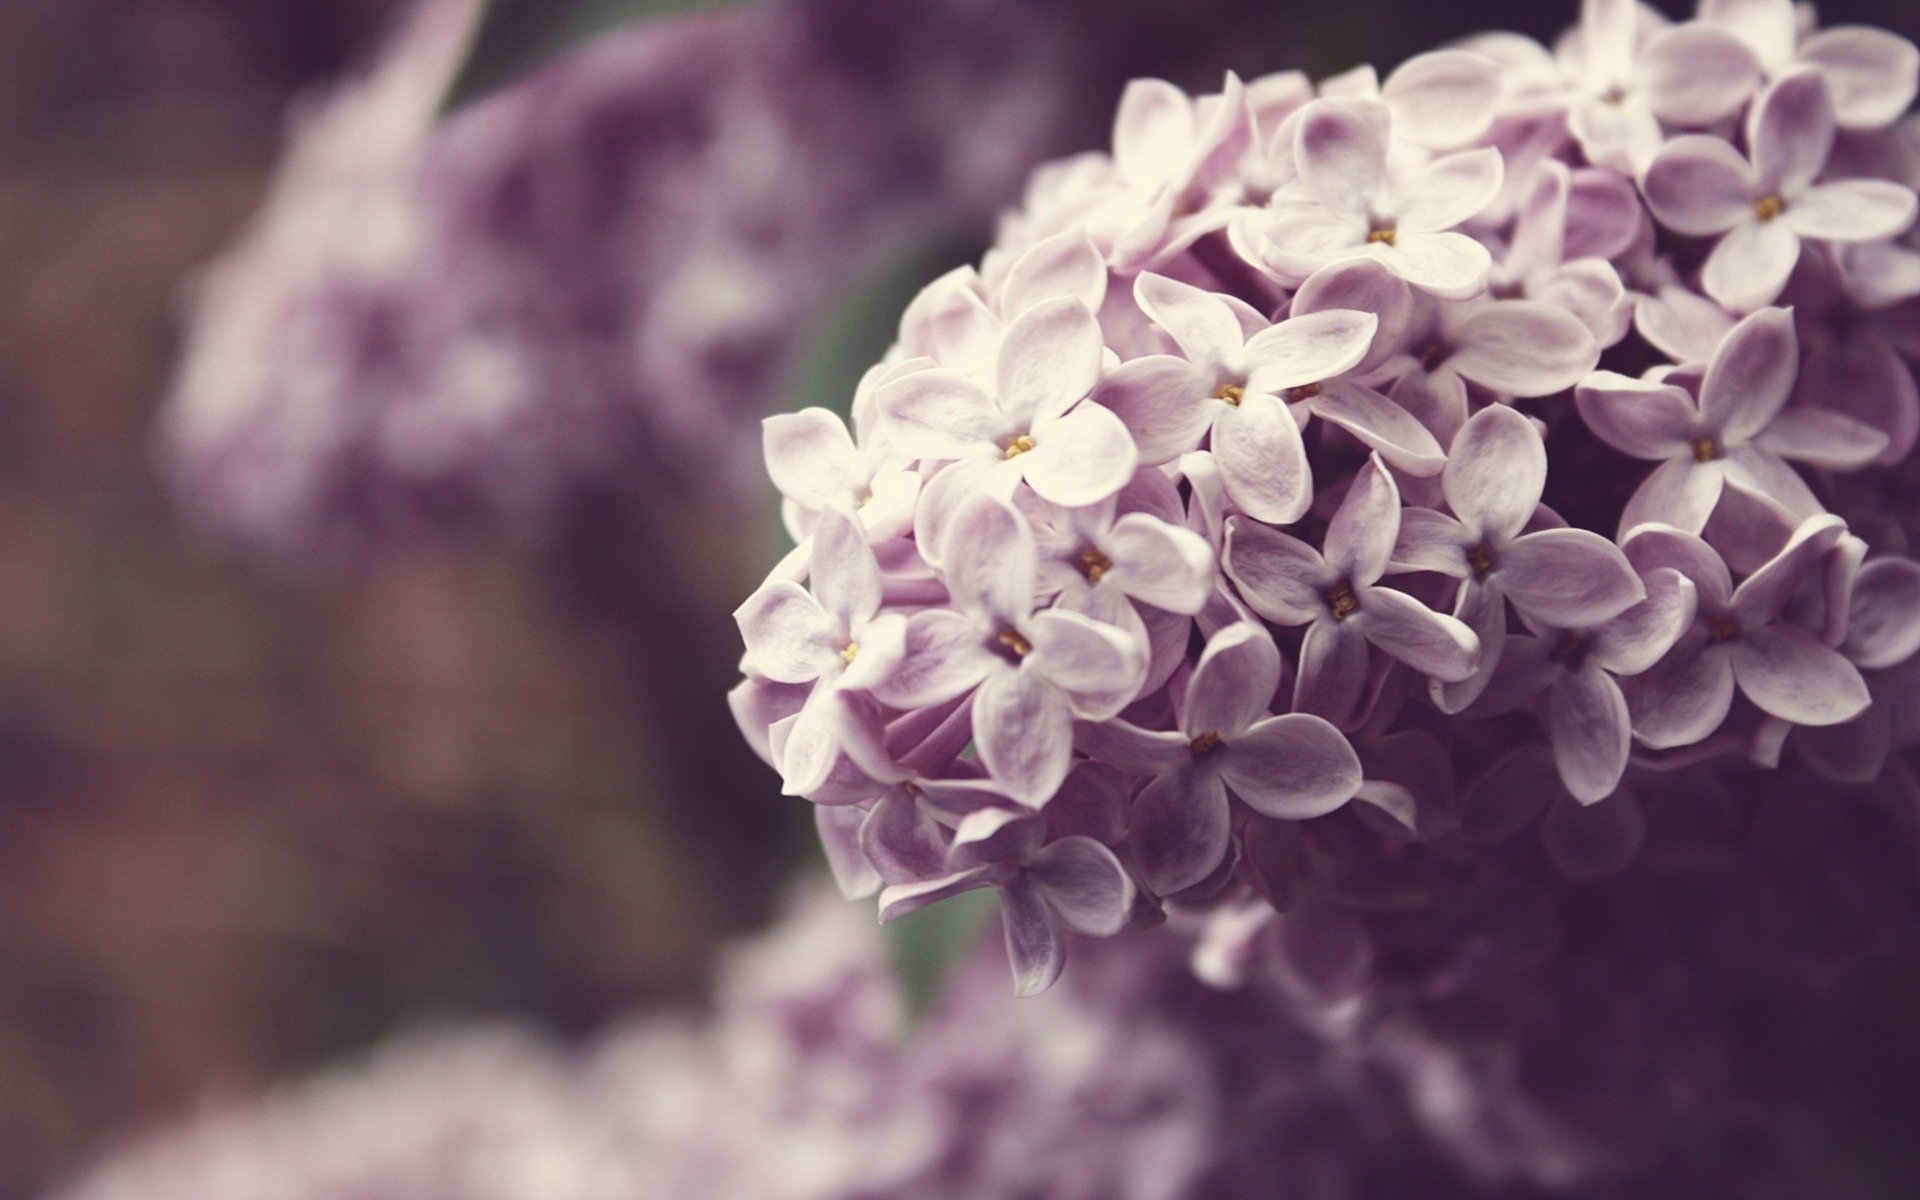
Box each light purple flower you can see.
[1621,516,1870,746]
[1643,71,1918,310]
[1392,404,1645,710]
[881,297,1138,515]
[1241,98,1504,298]
[1382,294,1601,443]
[1096,272,1377,521]
[1225,457,1480,725]
[1074,622,1364,892]
[1700,0,1920,129]
[1577,307,1887,534]
[876,495,1146,804]
[1559,0,1762,174]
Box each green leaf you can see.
[439,0,753,114]
[884,888,1000,1027]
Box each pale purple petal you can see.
[1637,24,1762,124]
[1574,372,1695,460]
[1703,305,1802,438]
[809,505,882,632]
[1292,260,1414,372]
[1072,718,1188,776]
[1354,586,1480,681]
[1781,180,1918,242]
[1130,767,1232,894]
[1625,640,1735,748]
[1729,512,1846,625]
[1324,455,1400,586]
[1729,624,1871,726]
[1389,506,1470,576]
[1112,77,1194,189]
[1293,618,1370,724]
[1213,390,1312,523]
[1021,402,1139,507]
[880,370,1001,460]
[762,408,859,509]
[1184,621,1282,739]
[816,804,881,899]
[1307,381,1446,475]
[1592,567,1698,676]
[1105,513,1214,614]
[1622,525,1735,610]
[1384,231,1494,300]
[1397,147,1505,234]
[1501,528,1647,627]
[1801,26,1920,128]
[860,789,950,884]
[877,609,997,708]
[1026,608,1146,720]
[944,495,1037,621]
[1445,403,1545,542]
[1448,301,1599,397]
[839,611,907,693]
[1701,218,1802,311]
[735,581,837,683]
[1845,557,1920,669]
[1549,667,1632,803]
[1001,227,1107,317]
[1224,518,1335,625]
[1092,355,1212,465]
[1750,70,1836,196]
[1382,49,1501,148]
[1242,309,1379,393]
[1027,835,1134,936]
[1219,713,1363,819]
[1619,457,1725,536]
[876,866,993,923]
[997,297,1104,424]
[1000,876,1067,997]
[1294,99,1387,216]
[1643,136,1755,236]
[973,665,1074,805]
[1752,407,1890,468]
[1133,273,1245,367]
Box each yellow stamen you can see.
[1288,383,1323,402]
[997,629,1033,657]
[840,642,860,665]
[1080,547,1113,584]
[1752,195,1786,223]
[1189,731,1224,756]
[1212,383,1245,406]
[1466,544,1495,578]
[1003,434,1036,459]
[1327,581,1360,621]
[1367,226,1397,246]
[1691,437,1720,464]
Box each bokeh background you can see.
[1,0,1916,1194]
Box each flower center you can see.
[1189,731,1224,757]
[1326,580,1361,621]
[1367,225,1397,246]
[1690,436,1721,464]
[1287,383,1323,402]
[1079,547,1113,584]
[840,641,860,665]
[1706,613,1740,642]
[1466,543,1496,578]
[1600,86,1628,106]
[1752,195,1787,223]
[1418,341,1451,371]
[1003,434,1036,459]
[1549,631,1590,670]
[1212,383,1245,406]
[997,628,1033,658]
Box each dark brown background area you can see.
[0,0,1914,1195]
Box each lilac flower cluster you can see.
[732,0,1920,994]
[50,889,1497,1200]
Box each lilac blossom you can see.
[1577,306,1887,534]
[1225,457,1480,726]
[1643,71,1917,310]
[1700,0,1920,128]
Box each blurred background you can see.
[0,0,1914,1194]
